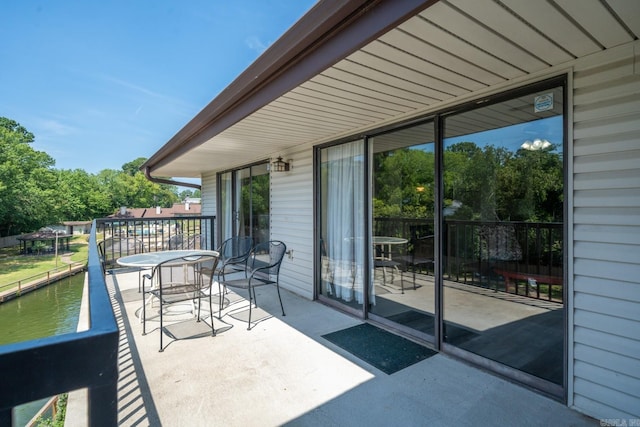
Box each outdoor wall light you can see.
[271,156,291,172]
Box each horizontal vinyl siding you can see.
[201,173,218,248]
[270,146,314,300]
[572,41,640,419]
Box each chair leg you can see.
[142,292,147,335]
[247,284,253,330]
[218,281,224,319]
[208,292,216,336]
[276,283,285,316]
[159,298,164,352]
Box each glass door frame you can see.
[314,75,568,400]
[217,159,271,248]
[437,75,568,399]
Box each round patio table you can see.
[117,249,219,322]
[116,249,219,268]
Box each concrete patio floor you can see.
[71,269,596,426]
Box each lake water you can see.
[0,273,85,426]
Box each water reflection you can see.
[0,273,84,345]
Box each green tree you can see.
[373,148,435,218]
[56,169,112,220]
[0,117,59,236]
[122,157,147,176]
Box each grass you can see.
[0,236,89,287]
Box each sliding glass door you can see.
[442,85,565,387]
[368,122,435,341]
[218,162,270,246]
[316,78,565,393]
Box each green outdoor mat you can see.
[322,323,436,375]
[386,310,479,346]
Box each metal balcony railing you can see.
[0,220,119,426]
[374,217,564,302]
[95,215,216,273]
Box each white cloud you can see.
[245,36,269,54]
[521,139,551,151]
[38,118,77,136]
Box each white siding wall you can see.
[201,172,217,247]
[571,41,640,419]
[201,149,315,300]
[270,146,315,299]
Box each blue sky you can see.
[1,0,316,174]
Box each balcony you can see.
[2,216,591,425]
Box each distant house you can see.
[109,201,201,219]
[63,221,92,235]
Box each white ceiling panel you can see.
[150,0,639,179]
[607,0,640,36]
[378,28,508,84]
[419,2,548,74]
[292,83,408,116]
[555,0,633,48]
[361,40,486,92]
[449,0,574,64]
[500,0,601,57]
[347,50,470,96]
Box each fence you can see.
[0,263,86,302]
[0,234,20,249]
[95,215,216,273]
[374,217,564,302]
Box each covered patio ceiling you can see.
[143,0,639,179]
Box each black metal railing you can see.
[374,217,563,302]
[95,215,216,272]
[0,220,119,426]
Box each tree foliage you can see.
[0,117,186,237]
[373,141,563,223]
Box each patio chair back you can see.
[218,236,253,264]
[143,253,219,351]
[217,240,287,329]
[167,233,204,250]
[248,240,287,280]
[98,236,144,272]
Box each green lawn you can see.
[0,236,89,287]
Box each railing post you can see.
[0,408,10,426]
[88,381,118,426]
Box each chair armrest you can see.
[247,264,276,284]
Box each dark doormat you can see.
[386,311,478,346]
[322,323,436,374]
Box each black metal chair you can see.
[212,236,254,317]
[218,241,287,330]
[397,233,434,292]
[98,236,144,273]
[215,236,254,278]
[167,233,204,250]
[98,237,148,292]
[374,244,403,287]
[142,254,219,352]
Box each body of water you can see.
[0,273,85,426]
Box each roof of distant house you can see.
[109,202,201,219]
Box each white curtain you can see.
[219,172,233,244]
[324,140,370,304]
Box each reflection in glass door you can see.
[219,163,270,246]
[369,122,435,341]
[442,86,565,386]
